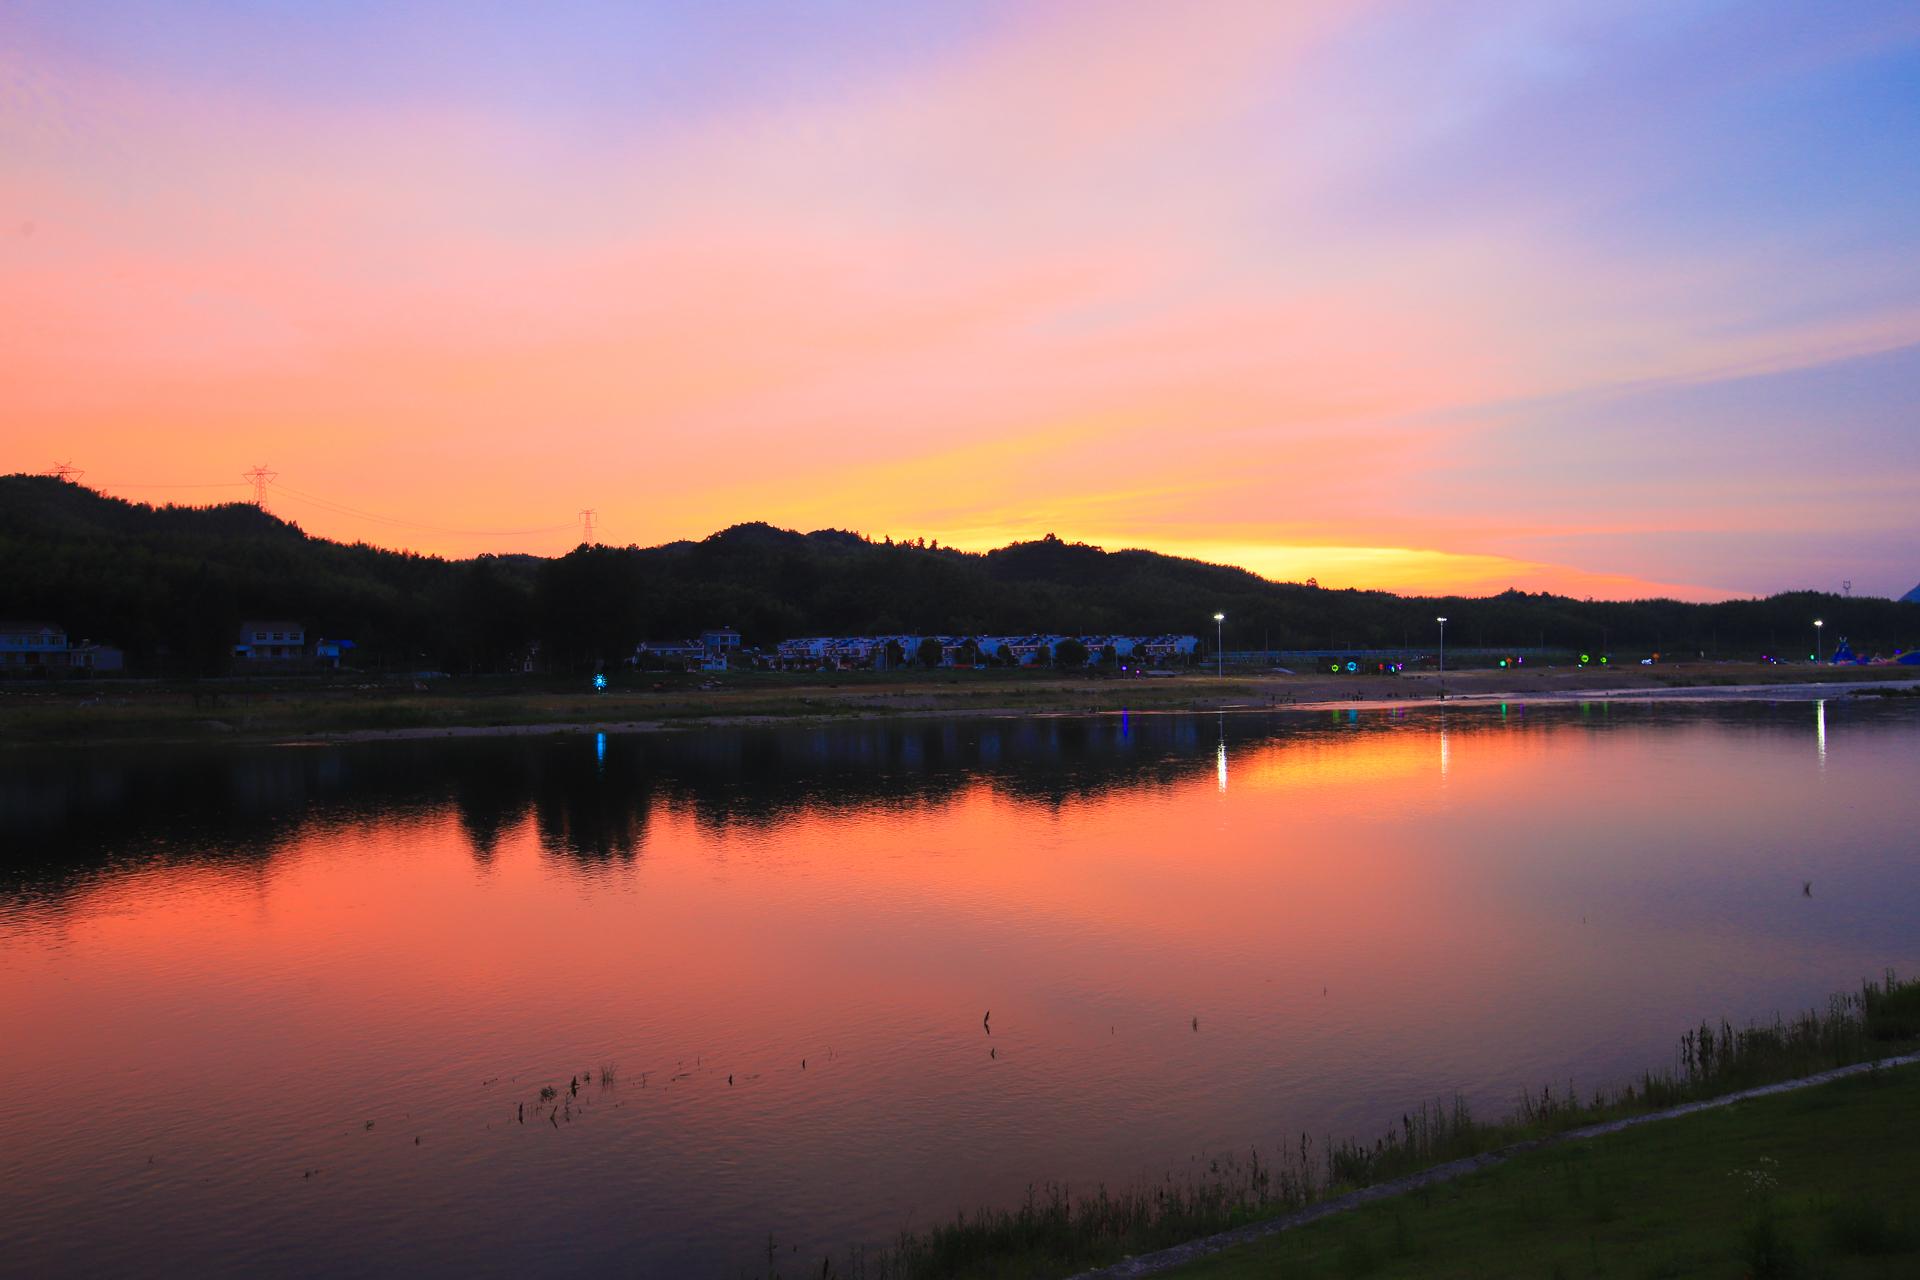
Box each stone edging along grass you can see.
[1068,1052,1920,1279]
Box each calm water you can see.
[3,700,1918,1277]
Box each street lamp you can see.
[1814,618,1824,665]
[1436,616,1448,700]
[1213,612,1225,679]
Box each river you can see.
[2,698,1916,1276]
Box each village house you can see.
[1136,635,1200,662]
[773,633,1200,671]
[313,637,355,669]
[233,620,307,663]
[69,641,125,673]
[632,639,704,670]
[0,621,70,671]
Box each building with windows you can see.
[0,621,70,671]
[774,633,1199,670]
[234,621,306,663]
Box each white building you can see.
[234,621,306,663]
[0,621,69,671]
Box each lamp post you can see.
[1213,612,1225,679]
[1814,618,1824,665]
[1436,616,1448,700]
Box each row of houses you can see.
[7,615,1198,677]
[231,620,355,668]
[0,617,362,675]
[629,627,741,672]
[1,619,363,676]
[656,631,1200,672]
[0,622,124,673]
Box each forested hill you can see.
[3,475,1914,674]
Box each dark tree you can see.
[4,476,1917,676]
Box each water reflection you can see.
[3,700,1917,1278]
[2,701,1907,907]
[0,714,1287,900]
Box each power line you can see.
[85,482,251,490]
[45,461,85,483]
[242,464,278,508]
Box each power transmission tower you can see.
[1842,580,1852,598]
[45,461,85,483]
[242,464,277,508]
[579,509,597,544]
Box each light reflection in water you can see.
[2,701,1918,1278]
[1816,699,1827,767]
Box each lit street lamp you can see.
[1814,618,1824,665]
[1436,616,1448,700]
[1213,612,1225,679]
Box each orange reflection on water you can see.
[2,704,1918,1277]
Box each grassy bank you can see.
[3,661,1911,748]
[771,974,1920,1279]
[1168,1059,1920,1280]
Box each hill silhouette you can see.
[3,474,1914,674]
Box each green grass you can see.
[1316,972,1920,1193]
[1166,1061,1920,1280]
[771,974,1919,1280]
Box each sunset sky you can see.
[5,1,1918,599]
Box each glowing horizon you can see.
[5,2,1917,599]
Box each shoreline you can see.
[1076,1054,1920,1279]
[5,667,1915,750]
[304,675,1920,745]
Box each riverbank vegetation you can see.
[1168,1060,1920,1280]
[766,973,1919,1279]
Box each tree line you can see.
[3,476,1913,676]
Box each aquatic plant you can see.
[760,971,1919,1280]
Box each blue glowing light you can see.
[592,673,607,691]
[1345,661,1357,672]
